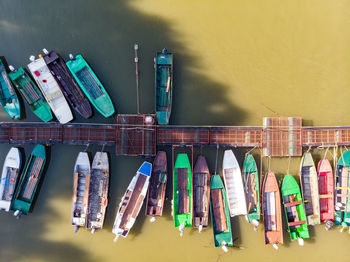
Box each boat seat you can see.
[288,220,306,227]
[319,194,332,199]
[284,200,302,207]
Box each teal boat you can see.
[0,57,21,120]
[155,48,173,125]
[8,66,52,122]
[11,145,46,217]
[66,54,115,117]
[210,174,233,252]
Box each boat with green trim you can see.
[66,54,115,118]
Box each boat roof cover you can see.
[138,162,152,176]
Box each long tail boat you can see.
[0,147,21,211]
[243,153,260,231]
[299,152,320,225]
[42,49,92,119]
[66,54,115,118]
[173,153,192,236]
[0,57,21,120]
[86,152,109,233]
[281,175,309,246]
[193,155,210,232]
[8,66,52,122]
[222,149,247,217]
[28,55,73,124]
[317,159,335,230]
[262,172,283,250]
[11,144,46,217]
[112,161,152,242]
[155,48,173,125]
[72,152,91,233]
[145,151,167,222]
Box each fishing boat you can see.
[299,152,320,225]
[317,159,335,230]
[86,152,109,233]
[281,175,309,246]
[172,153,192,236]
[262,172,283,249]
[8,66,52,122]
[72,152,91,233]
[42,49,92,119]
[155,48,173,125]
[145,151,167,222]
[210,174,233,252]
[222,149,247,217]
[193,156,210,232]
[0,147,21,211]
[243,153,260,231]
[27,55,73,124]
[66,54,115,117]
[11,144,46,217]
[112,161,152,242]
[0,57,21,120]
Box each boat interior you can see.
[177,168,190,214]
[211,188,227,233]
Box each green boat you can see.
[155,48,173,125]
[0,57,21,120]
[8,66,52,122]
[66,54,115,117]
[282,175,309,245]
[11,144,46,217]
[210,174,233,251]
[173,153,192,235]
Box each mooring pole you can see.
[134,43,140,115]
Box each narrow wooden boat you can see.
[112,161,152,242]
[42,49,92,119]
[299,152,320,225]
[210,174,233,252]
[66,54,115,118]
[262,172,283,249]
[28,55,73,124]
[222,149,247,217]
[281,175,309,245]
[155,48,173,125]
[173,153,192,236]
[8,66,52,122]
[145,151,167,221]
[72,152,91,233]
[0,57,21,120]
[243,153,260,231]
[11,144,46,217]
[86,152,109,233]
[0,147,21,211]
[193,155,210,232]
[317,159,335,230]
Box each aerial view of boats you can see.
[173,153,192,236]
[86,152,109,233]
[66,54,115,118]
[112,161,152,242]
[42,49,92,119]
[0,147,21,211]
[281,175,309,246]
[155,48,173,125]
[242,153,260,231]
[0,57,21,120]
[72,152,91,233]
[145,151,167,222]
[299,152,320,225]
[11,144,46,217]
[193,155,210,232]
[222,149,247,217]
[262,172,283,250]
[27,55,73,124]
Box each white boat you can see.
[72,152,91,233]
[112,161,152,242]
[27,55,73,124]
[0,147,21,211]
[222,149,247,217]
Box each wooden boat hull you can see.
[317,159,334,223]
